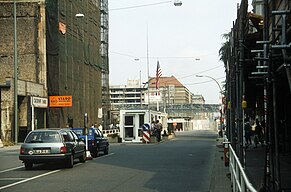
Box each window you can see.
[61,131,74,142]
[70,131,79,141]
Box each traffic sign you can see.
[142,123,150,131]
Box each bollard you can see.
[223,141,231,167]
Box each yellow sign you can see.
[49,96,72,107]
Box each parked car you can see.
[71,127,109,157]
[19,129,86,170]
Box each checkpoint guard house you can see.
[119,109,167,142]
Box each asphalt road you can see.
[0,130,218,192]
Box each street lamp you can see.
[196,75,223,94]
[110,0,182,11]
[174,0,182,6]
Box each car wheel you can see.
[66,154,74,168]
[79,150,86,163]
[104,146,109,155]
[24,162,33,170]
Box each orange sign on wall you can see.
[49,96,72,107]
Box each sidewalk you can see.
[0,144,21,151]
[245,143,291,191]
[210,138,232,192]
[245,144,265,190]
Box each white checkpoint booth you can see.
[119,109,167,143]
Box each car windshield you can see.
[25,131,61,143]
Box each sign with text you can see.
[49,96,72,107]
[31,96,48,108]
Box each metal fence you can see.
[229,144,257,192]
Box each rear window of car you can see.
[73,128,93,136]
[25,131,61,143]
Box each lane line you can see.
[0,155,114,190]
[0,166,24,173]
[0,178,27,181]
[96,153,115,159]
[0,169,61,190]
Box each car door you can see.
[69,131,84,156]
[94,129,105,150]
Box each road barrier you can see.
[229,144,257,192]
[102,129,120,137]
[142,130,150,143]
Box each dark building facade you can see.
[225,0,291,191]
[46,0,102,128]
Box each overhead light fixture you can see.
[174,0,182,6]
[75,13,85,18]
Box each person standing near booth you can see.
[156,120,162,142]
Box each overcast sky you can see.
[108,0,252,104]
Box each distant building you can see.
[109,78,218,133]
[192,94,205,104]
[148,76,193,106]
[110,80,146,107]
[110,76,205,108]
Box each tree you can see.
[219,32,231,69]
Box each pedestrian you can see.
[254,119,262,148]
[156,120,162,142]
[244,118,252,147]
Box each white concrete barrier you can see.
[0,139,3,148]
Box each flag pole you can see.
[155,60,162,112]
[146,24,150,124]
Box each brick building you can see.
[0,1,47,142]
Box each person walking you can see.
[254,119,262,148]
[244,118,252,148]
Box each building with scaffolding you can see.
[224,0,291,191]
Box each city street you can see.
[0,130,219,192]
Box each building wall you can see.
[0,1,46,142]
[46,0,102,128]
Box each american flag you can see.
[156,61,162,89]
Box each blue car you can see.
[71,128,109,157]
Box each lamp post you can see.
[110,0,182,11]
[142,2,182,124]
[196,75,223,94]
[14,0,18,144]
[196,75,224,134]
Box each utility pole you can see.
[13,0,18,144]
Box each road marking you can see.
[96,153,115,159]
[0,166,24,174]
[0,178,27,181]
[0,169,61,190]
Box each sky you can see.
[108,0,252,104]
